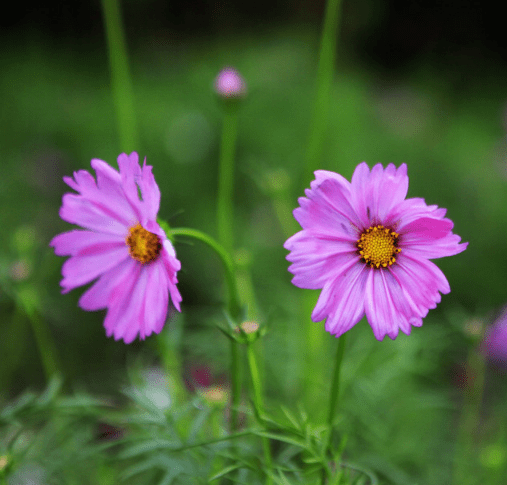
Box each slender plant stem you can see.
[304,292,324,417]
[17,289,60,383]
[169,227,242,438]
[327,334,347,431]
[452,346,486,485]
[229,338,241,434]
[169,227,241,320]
[246,342,273,484]
[322,333,347,484]
[217,104,239,251]
[216,99,241,445]
[101,0,139,152]
[156,315,187,406]
[302,0,343,422]
[304,0,343,188]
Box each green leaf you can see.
[280,405,301,431]
[119,439,180,459]
[251,430,307,449]
[208,463,243,481]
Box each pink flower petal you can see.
[402,231,467,259]
[286,231,358,289]
[293,178,364,237]
[400,250,451,295]
[79,257,136,311]
[59,194,129,236]
[313,262,368,336]
[388,197,447,229]
[140,261,169,338]
[364,270,403,340]
[117,152,144,224]
[162,243,182,312]
[312,170,351,192]
[60,244,129,292]
[61,160,138,230]
[103,262,143,343]
[351,162,409,226]
[138,159,161,221]
[50,230,125,257]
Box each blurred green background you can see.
[1,0,507,483]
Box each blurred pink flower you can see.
[285,162,468,341]
[214,67,246,98]
[50,152,181,343]
[483,311,507,363]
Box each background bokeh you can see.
[1,1,507,483]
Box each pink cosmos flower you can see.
[284,163,468,341]
[50,152,182,343]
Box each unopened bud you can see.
[240,321,259,334]
[214,68,246,98]
[201,385,229,405]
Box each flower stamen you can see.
[357,224,401,269]
[126,223,162,264]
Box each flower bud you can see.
[214,67,246,98]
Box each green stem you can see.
[322,333,347,483]
[327,333,347,433]
[230,338,241,435]
[452,346,486,485]
[301,0,343,430]
[101,0,139,152]
[304,292,324,418]
[246,342,273,484]
[217,104,239,251]
[169,227,242,437]
[169,227,241,320]
[304,0,343,189]
[17,289,60,382]
[216,101,240,444]
[156,314,187,406]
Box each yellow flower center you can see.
[126,223,162,264]
[357,224,401,269]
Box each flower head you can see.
[50,153,182,343]
[284,162,467,340]
[483,310,507,363]
[214,67,246,98]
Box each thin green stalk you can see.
[304,0,343,187]
[216,101,241,445]
[17,288,60,383]
[156,314,187,407]
[101,0,139,152]
[169,227,241,320]
[322,333,347,484]
[169,227,242,437]
[304,292,324,417]
[230,338,241,434]
[302,0,343,422]
[246,342,273,485]
[452,346,486,485]
[217,104,239,251]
